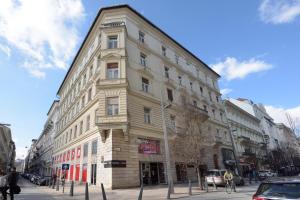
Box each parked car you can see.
[205,169,244,186]
[252,177,300,200]
[258,170,277,180]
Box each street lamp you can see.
[229,128,240,175]
[160,89,174,195]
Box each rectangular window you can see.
[193,100,197,107]
[108,35,118,49]
[212,109,215,118]
[190,82,193,90]
[178,76,182,85]
[142,77,149,93]
[83,74,86,85]
[81,95,85,108]
[164,66,169,78]
[175,54,179,64]
[220,113,223,121]
[91,140,98,155]
[69,129,72,141]
[86,115,90,131]
[89,65,93,78]
[167,89,173,102]
[162,46,166,56]
[144,107,151,124]
[65,132,68,143]
[74,125,77,139]
[170,115,176,129]
[107,63,119,79]
[203,105,207,111]
[140,53,147,66]
[83,143,88,157]
[88,88,92,101]
[216,95,219,102]
[80,120,83,135]
[209,91,212,101]
[139,31,145,43]
[200,87,203,95]
[107,97,119,116]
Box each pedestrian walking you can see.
[0,170,8,200]
[249,168,253,184]
[7,167,19,200]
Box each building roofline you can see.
[224,99,260,122]
[56,4,220,95]
[47,100,59,116]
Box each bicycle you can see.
[225,179,233,194]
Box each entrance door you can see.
[150,163,159,184]
[75,164,80,181]
[90,164,97,185]
[82,164,87,182]
[70,165,74,180]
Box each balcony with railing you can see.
[185,104,209,122]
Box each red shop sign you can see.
[138,138,160,154]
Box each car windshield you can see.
[257,183,300,199]
[207,171,220,176]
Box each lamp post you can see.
[160,89,174,194]
[229,128,240,175]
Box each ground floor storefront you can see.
[52,129,234,189]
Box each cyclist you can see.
[224,169,234,192]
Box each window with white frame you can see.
[89,65,93,78]
[193,100,197,107]
[142,77,149,93]
[80,121,83,135]
[164,66,169,78]
[144,107,151,124]
[107,97,119,116]
[190,82,193,90]
[86,115,90,131]
[140,53,147,66]
[108,35,118,49]
[92,140,97,155]
[162,46,166,56]
[107,63,119,79]
[88,88,92,102]
[200,86,203,96]
[139,31,145,43]
[74,125,77,139]
[175,54,179,64]
[83,143,88,157]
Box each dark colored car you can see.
[253,177,300,200]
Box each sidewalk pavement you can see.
[38,181,260,200]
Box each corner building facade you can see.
[53,5,233,189]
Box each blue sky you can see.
[0,0,300,158]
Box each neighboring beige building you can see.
[224,99,266,176]
[0,124,15,172]
[52,5,233,189]
[29,100,59,177]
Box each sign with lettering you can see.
[62,164,70,170]
[104,160,126,168]
[138,138,160,154]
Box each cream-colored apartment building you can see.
[52,5,233,189]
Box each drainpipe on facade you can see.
[160,89,174,194]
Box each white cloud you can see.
[259,0,300,24]
[0,43,11,57]
[220,88,233,96]
[211,57,272,81]
[265,105,300,132]
[0,0,85,78]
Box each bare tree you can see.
[172,100,213,189]
[286,112,299,137]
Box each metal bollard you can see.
[188,180,192,195]
[62,181,65,193]
[85,182,89,200]
[70,181,74,196]
[56,179,59,191]
[101,183,107,200]
[138,183,143,200]
[205,177,208,192]
[167,183,171,199]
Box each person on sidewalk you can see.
[7,167,19,200]
[224,169,235,191]
[0,170,8,200]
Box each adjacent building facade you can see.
[51,5,233,189]
[224,99,266,176]
[0,124,15,172]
